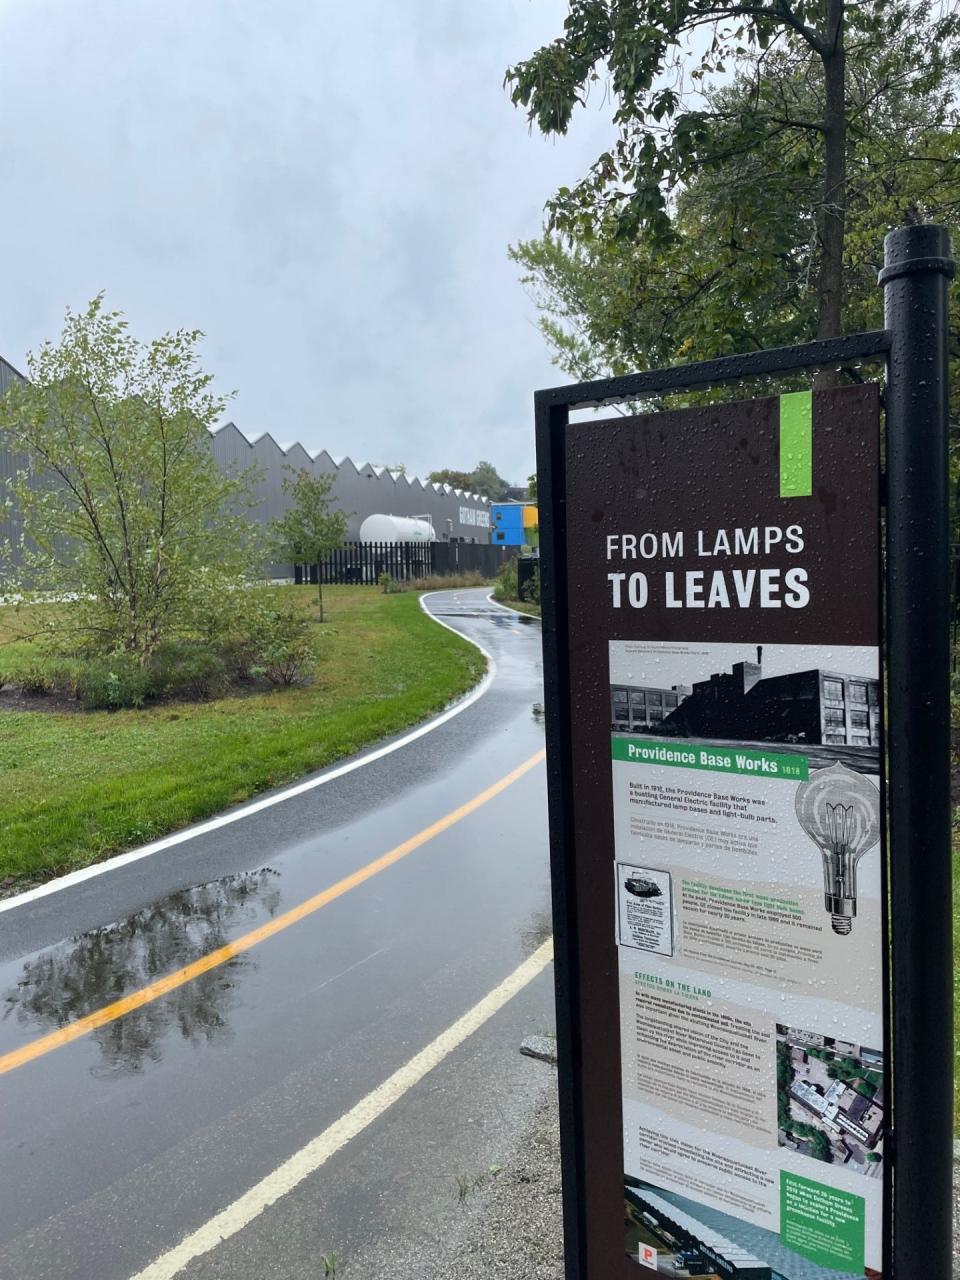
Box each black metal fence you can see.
[430,541,515,579]
[293,541,513,586]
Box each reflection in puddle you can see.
[432,610,537,628]
[2,868,281,1078]
[490,613,536,628]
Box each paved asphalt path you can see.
[0,589,556,1280]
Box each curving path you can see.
[0,588,554,1280]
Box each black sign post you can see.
[536,225,954,1279]
[880,224,955,1278]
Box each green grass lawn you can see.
[0,587,484,884]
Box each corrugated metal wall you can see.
[0,357,493,580]
[206,423,492,544]
[0,355,38,574]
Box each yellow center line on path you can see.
[0,747,546,1078]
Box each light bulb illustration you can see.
[795,761,881,936]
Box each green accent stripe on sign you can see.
[779,391,812,497]
[611,736,808,781]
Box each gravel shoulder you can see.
[438,1076,960,1280]
[434,1077,564,1280]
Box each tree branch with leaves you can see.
[505,0,960,341]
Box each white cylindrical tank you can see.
[358,513,437,543]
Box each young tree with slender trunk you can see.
[270,468,348,622]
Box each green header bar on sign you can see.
[611,736,808,781]
[780,390,812,497]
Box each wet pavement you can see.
[0,588,555,1280]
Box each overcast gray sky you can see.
[0,0,614,484]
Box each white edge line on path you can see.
[128,937,554,1280]
[0,591,495,915]
[485,591,542,620]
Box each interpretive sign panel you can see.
[555,385,885,1279]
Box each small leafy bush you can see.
[20,664,56,696]
[217,629,261,682]
[206,596,315,685]
[149,641,228,701]
[215,606,286,682]
[76,653,152,710]
[42,659,80,697]
[250,605,315,686]
[190,584,260,680]
[492,557,519,603]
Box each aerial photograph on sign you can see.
[776,1027,884,1178]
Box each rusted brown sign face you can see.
[559,386,885,1279]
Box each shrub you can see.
[217,628,261,683]
[492,557,519,602]
[42,659,80,697]
[20,664,56,696]
[149,641,228,701]
[75,653,152,710]
[250,605,315,686]
[222,606,300,681]
[203,595,315,686]
[409,571,490,591]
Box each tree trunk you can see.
[317,572,324,623]
[817,0,846,342]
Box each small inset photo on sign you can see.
[616,864,673,957]
[625,1174,875,1277]
[776,1024,884,1177]
[609,639,880,773]
[625,1179,772,1277]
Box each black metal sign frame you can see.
[536,224,954,1279]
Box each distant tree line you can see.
[427,460,518,502]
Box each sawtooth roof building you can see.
[0,354,493,578]
[207,420,492,543]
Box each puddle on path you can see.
[1,867,282,1077]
